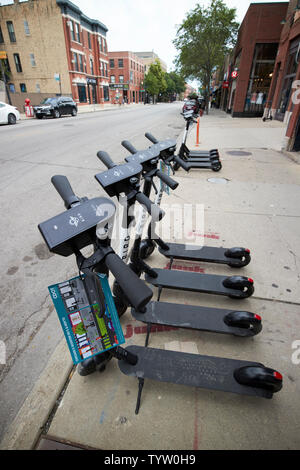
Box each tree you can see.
[173,0,239,113]
[159,71,186,102]
[144,60,167,103]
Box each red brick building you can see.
[265,0,300,150]
[108,51,145,104]
[58,0,110,105]
[225,2,288,117]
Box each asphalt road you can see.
[0,102,184,440]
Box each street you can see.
[0,102,184,440]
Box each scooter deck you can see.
[187,161,219,169]
[132,301,259,337]
[118,345,272,398]
[159,243,232,264]
[145,268,240,297]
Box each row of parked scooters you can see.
[39,116,283,414]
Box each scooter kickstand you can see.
[135,378,145,415]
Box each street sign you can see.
[0,51,7,60]
[54,73,60,82]
[222,81,229,89]
[231,71,238,79]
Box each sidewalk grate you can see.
[226,151,252,156]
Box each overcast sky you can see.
[1,0,288,82]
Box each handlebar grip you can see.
[105,253,153,311]
[156,170,179,191]
[121,140,138,155]
[173,155,190,172]
[145,132,159,144]
[136,192,165,221]
[97,151,117,169]
[51,175,80,209]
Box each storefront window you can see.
[277,37,300,117]
[103,85,110,101]
[244,43,278,114]
[77,84,87,103]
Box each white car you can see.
[0,101,20,125]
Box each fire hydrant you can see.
[24,98,34,118]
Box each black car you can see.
[33,96,77,119]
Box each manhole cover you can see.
[226,151,252,156]
[207,178,229,184]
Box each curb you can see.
[0,340,73,450]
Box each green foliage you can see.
[173,0,239,109]
[144,60,167,102]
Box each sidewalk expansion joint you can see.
[32,365,76,450]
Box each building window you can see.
[277,39,300,117]
[103,39,107,53]
[79,54,84,73]
[109,59,115,68]
[90,58,94,76]
[245,43,278,114]
[130,71,133,83]
[69,20,75,41]
[118,58,124,68]
[103,85,109,101]
[75,23,80,43]
[110,75,115,83]
[9,83,15,93]
[0,26,4,43]
[7,21,16,43]
[13,53,22,73]
[30,53,36,67]
[88,32,92,49]
[104,63,108,77]
[24,20,30,36]
[20,83,27,93]
[77,84,87,103]
[119,75,124,83]
[99,37,103,52]
[73,53,79,71]
[36,83,41,93]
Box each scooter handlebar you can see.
[173,155,190,172]
[145,132,159,144]
[105,252,153,311]
[121,140,138,155]
[156,170,179,190]
[51,175,81,209]
[136,192,165,221]
[97,151,117,169]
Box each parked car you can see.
[33,96,77,119]
[0,101,20,125]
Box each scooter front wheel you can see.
[140,239,156,259]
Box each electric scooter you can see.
[123,135,252,271]
[179,110,221,160]
[93,153,282,412]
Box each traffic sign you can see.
[0,51,7,60]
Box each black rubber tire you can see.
[71,108,77,116]
[140,240,155,260]
[8,113,16,125]
[234,366,283,393]
[53,109,60,119]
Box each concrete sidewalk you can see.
[2,109,300,450]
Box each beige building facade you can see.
[134,51,167,74]
[0,0,110,110]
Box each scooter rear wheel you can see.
[234,366,283,393]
